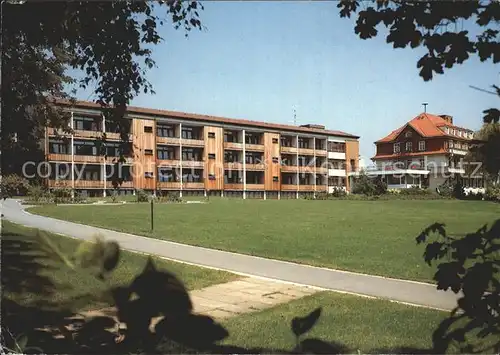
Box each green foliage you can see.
[467,123,500,179]
[75,236,121,279]
[27,184,54,204]
[416,220,500,353]
[485,186,500,202]
[337,0,500,123]
[53,188,73,204]
[0,174,29,199]
[399,186,432,196]
[136,189,149,203]
[156,190,183,203]
[351,174,387,196]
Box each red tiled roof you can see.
[371,150,448,160]
[375,113,472,143]
[54,99,359,139]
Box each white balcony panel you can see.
[328,152,345,160]
[328,168,346,177]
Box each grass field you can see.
[1,220,237,312]
[30,199,500,282]
[222,291,448,353]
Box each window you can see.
[157,124,175,137]
[405,142,412,152]
[272,138,279,144]
[328,142,346,153]
[144,126,153,133]
[273,176,279,182]
[208,174,216,180]
[144,172,154,179]
[144,149,153,156]
[74,141,97,156]
[208,153,216,159]
[419,158,425,168]
[73,115,101,131]
[208,132,216,138]
[405,131,412,138]
[272,157,279,164]
[418,141,425,151]
[157,147,174,160]
[49,141,70,154]
[393,142,401,153]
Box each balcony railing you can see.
[157,182,181,189]
[47,153,72,162]
[246,184,265,191]
[281,165,299,173]
[47,127,71,137]
[280,146,297,154]
[73,130,103,139]
[246,163,265,171]
[47,179,72,188]
[298,148,315,156]
[181,138,204,147]
[157,136,180,145]
[106,181,134,189]
[224,142,244,150]
[315,167,327,174]
[315,150,327,157]
[245,143,264,152]
[224,183,244,190]
[183,182,204,189]
[182,160,204,168]
[73,155,102,164]
[74,180,105,189]
[157,159,180,167]
[224,162,243,170]
[281,184,298,191]
[105,156,134,164]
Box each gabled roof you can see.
[53,99,360,139]
[375,113,473,143]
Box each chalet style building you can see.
[364,113,484,192]
[44,100,360,198]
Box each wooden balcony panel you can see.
[183,182,205,190]
[299,166,316,173]
[298,185,316,192]
[47,127,71,137]
[298,148,315,156]
[181,138,204,147]
[281,165,299,173]
[245,144,264,152]
[315,167,328,174]
[73,130,103,139]
[74,180,105,189]
[224,183,244,190]
[157,182,181,189]
[182,160,204,168]
[47,179,72,188]
[246,184,265,191]
[106,181,134,189]
[104,132,133,141]
[47,153,72,162]
[157,136,180,145]
[280,146,297,154]
[105,156,134,164]
[315,150,327,157]
[246,163,265,171]
[157,159,181,167]
[281,184,298,191]
[224,162,244,170]
[224,142,243,150]
[73,155,102,164]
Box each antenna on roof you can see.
[422,103,428,113]
[293,107,297,126]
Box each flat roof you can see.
[54,99,360,139]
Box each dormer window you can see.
[393,142,401,154]
[418,141,425,151]
[405,131,412,138]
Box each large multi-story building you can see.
[363,112,484,192]
[42,100,359,198]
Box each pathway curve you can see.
[2,199,460,311]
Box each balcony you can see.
[299,166,316,173]
[245,143,264,152]
[315,150,327,157]
[281,184,298,191]
[281,165,299,173]
[224,142,244,150]
[183,182,204,190]
[73,130,103,139]
[224,183,244,190]
[157,182,181,189]
[105,132,132,141]
[47,153,72,162]
[315,167,327,174]
[182,160,204,168]
[47,179,72,188]
[281,146,297,154]
[246,184,264,191]
[47,127,71,137]
[106,181,134,189]
[181,138,204,148]
[224,162,244,170]
[298,185,316,192]
[157,136,180,145]
[105,156,134,164]
[73,155,102,164]
[298,148,315,156]
[246,163,265,171]
[328,168,346,177]
[328,152,346,160]
[74,180,105,189]
[157,159,180,167]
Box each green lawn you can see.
[1,220,237,312]
[30,199,500,282]
[222,291,448,353]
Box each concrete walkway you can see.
[2,199,460,311]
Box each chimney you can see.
[439,115,453,125]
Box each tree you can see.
[1,1,203,176]
[467,123,500,184]
[337,0,500,124]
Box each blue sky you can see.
[74,1,499,164]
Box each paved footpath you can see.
[2,199,461,311]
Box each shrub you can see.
[53,188,73,204]
[136,189,149,202]
[73,191,86,204]
[330,187,347,198]
[452,179,466,199]
[399,186,432,196]
[485,186,500,202]
[351,174,387,196]
[0,174,29,199]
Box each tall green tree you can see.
[1,0,202,176]
[337,0,499,123]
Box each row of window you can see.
[393,141,426,154]
[442,127,474,139]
